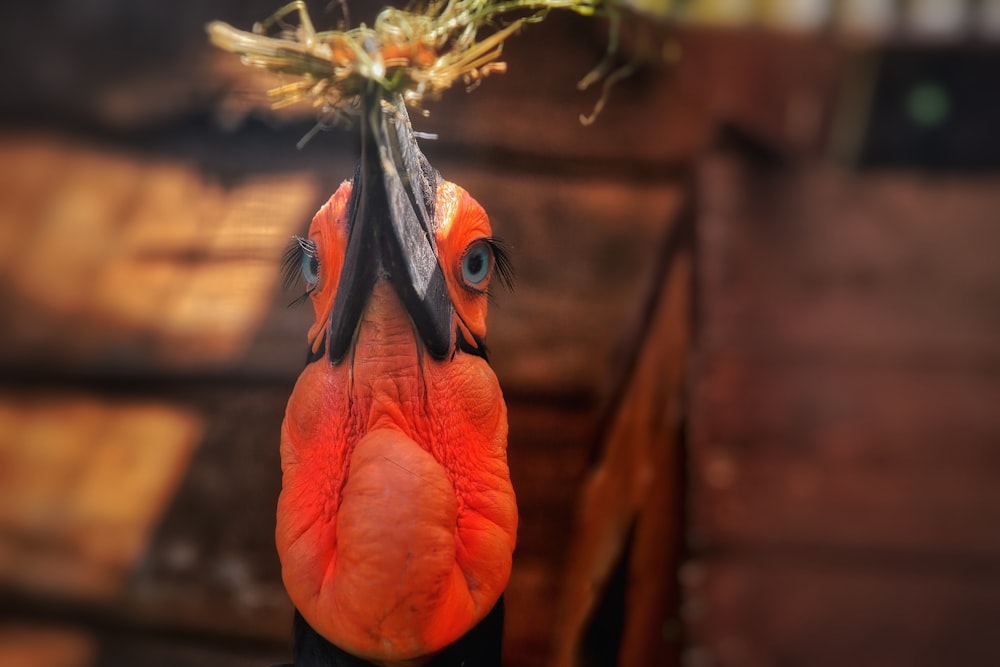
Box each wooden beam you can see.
[554,194,694,667]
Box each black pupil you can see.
[467,251,485,278]
[309,256,319,277]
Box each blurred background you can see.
[1,0,998,665]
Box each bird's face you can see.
[276,176,517,663]
[295,179,511,362]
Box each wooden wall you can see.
[2,2,998,666]
[686,152,1000,666]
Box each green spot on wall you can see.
[906,81,951,128]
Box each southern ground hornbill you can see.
[275,92,518,666]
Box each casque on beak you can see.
[326,93,455,364]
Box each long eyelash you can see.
[281,236,318,307]
[486,237,515,291]
[286,290,314,308]
[281,235,316,288]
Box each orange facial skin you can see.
[276,181,518,663]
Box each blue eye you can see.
[301,253,319,286]
[300,247,319,286]
[461,242,492,288]
[280,236,320,302]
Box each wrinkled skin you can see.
[277,182,517,663]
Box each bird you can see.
[274,90,518,666]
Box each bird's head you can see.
[276,98,518,663]
[287,165,512,368]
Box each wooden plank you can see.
[0,135,321,376]
[689,358,1000,555]
[684,558,1000,667]
[690,154,1000,555]
[687,149,1000,665]
[0,394,201,602]
[554,233,692,666]
[673,28,842,154]
[0,625,95,667]
[696,157,1000,364]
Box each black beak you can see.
[326,91,454,364]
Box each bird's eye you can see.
[301,250,319,287]
[461,242,492,289]
[280,236,321,306]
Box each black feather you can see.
[287,597,504,666]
